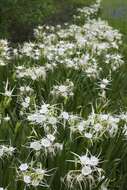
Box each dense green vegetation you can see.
[0,1,127,190]
[0,0,93,42]
[1,0,127,43]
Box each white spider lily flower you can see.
[19,163,28,171]
[27,103,58,133]
[84,133,93,139]
[99,79,110,90]
[40,104,49,114]
[71,152,100,168]
[0,80,15,97]
[41,138,52,148]
[0,145,15,158]
[59,85,67,93]
[0,60,6,66]
[19,86,33,93]
[21,97,30,108]
[77,121,85,132]
[18,162,54,187]
[51,79,74,98]
[4,115,10,121]
[94,123,103,132]
[35,168,45,175]
[6,147,15,155]
[60,112,69,120]
[66,151,103,189]
[0,39,10,66]
[89,156,99,166]
[80,155,91,166]
[28,113,47,124]
[48,116,57,125]
[24,175,31,184]
[31,179,40,187]
[54,143,63,151]
[4,90,13,97]
[81,165,92,176]
[16,66,46,80]
[30,141,42,151]
[47,134,55,142]
[0,187,5,190]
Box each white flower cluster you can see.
[59,110,122,140]
[0,40,10,66]
[12,0,123,82]
[65,151,103,189]
[18,162,52,187]
[21,96,31,109]
[26,101,123,143]
[30,16,123,79]
[0,80,14,97]
[99,79,110,90]
[105,53,124,71]
[16,65,46,80]
[76,0,101,20]
[20,42,41,60]
[19,85,33,94]
[51,79,74,98]
[30,134,63,155]
[27,104,58,132]
[68,112,120,139]
[0,145,15,159]
[98,78,110,99]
